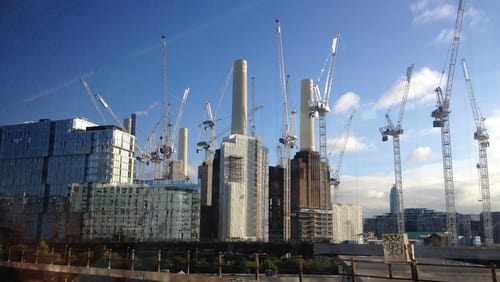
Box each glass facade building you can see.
[68,180,200,241]
[0,118,135,241]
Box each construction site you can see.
[0,0,498,252]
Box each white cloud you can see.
[374,67,442,111]
[135,101,160,116]
[410,0,429,14]
[411,1,489,41]
[328,135,371,154]
[407,146,434,162]
[333,92,360,114]
[465,5,489,31]
[431,28,454,45]
[367,189,385,199]
[411,0,456,25]
[360,103,377,121]
[374,77,407,110]
[410,67,443,104]
[418,127,441,137]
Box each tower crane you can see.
[431,0,464,245]
[81,78,125,128]
[379,64,414,234]
[249,77,263,137]
[94,93,124,128]
[163,88,190,161]
[197,101,217,161]
[196,64,233,161]
[275,18,297,241]
[160,34,171,179]
[310,33,339,164]
[80,78,107,124]
[310,33,339,238]
[331,110,356,205]
[461,58,493,246]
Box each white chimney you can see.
[231,59,248,136]
[178,127,188,178]
[300,79,315,151]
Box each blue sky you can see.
[1,0,499,217]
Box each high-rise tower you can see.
[390,184,399,215]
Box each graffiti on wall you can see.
[382,233,410,263]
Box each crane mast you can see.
[275,18,297,241]
[164,88,190,159]
[249,77,264,137]
[332,110,355,204]
[197,101,217,161]
[160,34,170,179]
[311,34,339,164]
[80,78,107,124]
[94,93,124,128]
[310,34,339,238]
[431,0,464,245]
[461,58,493,246]
[379,64,414,234]
[196,64,232,161]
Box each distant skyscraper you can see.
[390,184,399,215]
[0,118,135,241]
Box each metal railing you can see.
[338,257,498,282]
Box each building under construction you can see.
[332,203,363,243]
[289,79,333,242]
[199,59,269,242]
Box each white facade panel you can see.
[333,203,363,243]
[219,134,268,241]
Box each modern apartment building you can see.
[68,179,200,241]
[0,118,135,241]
